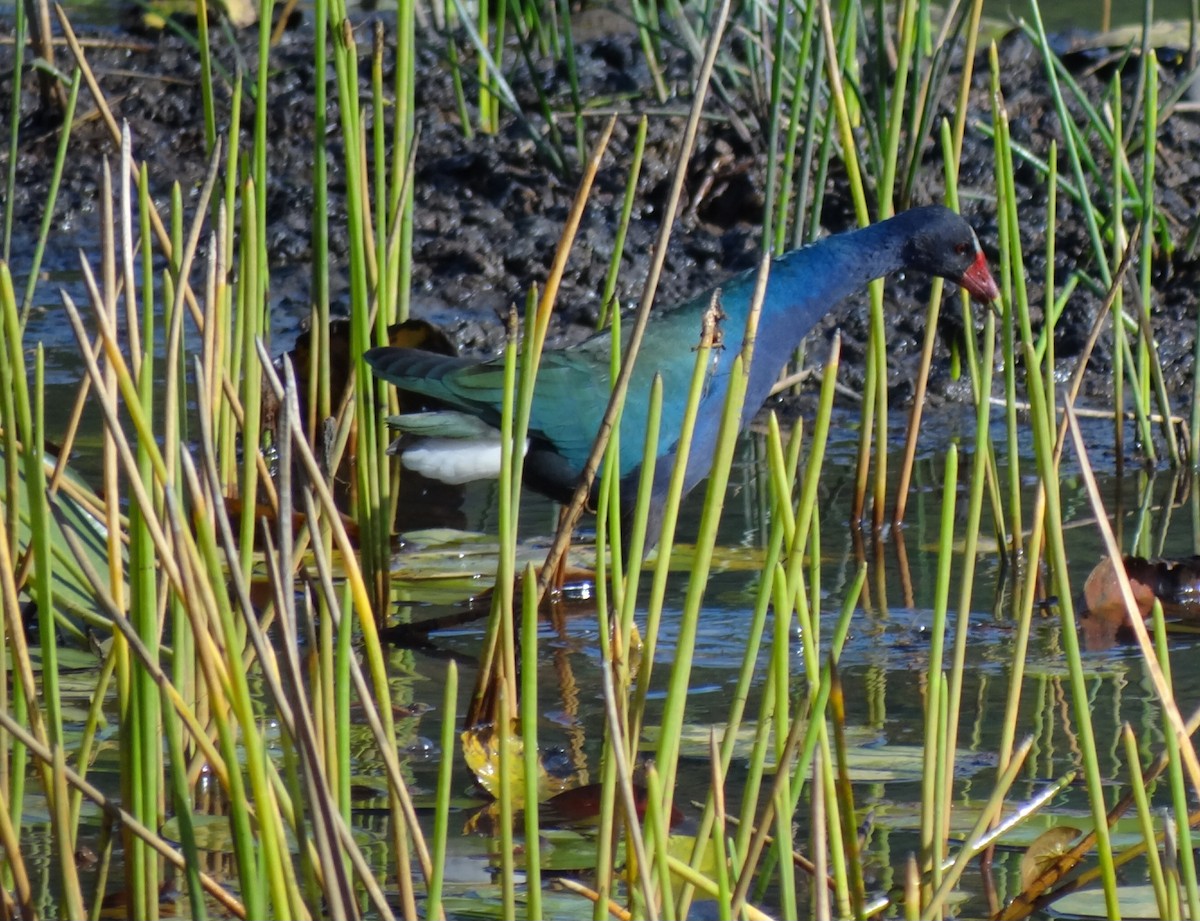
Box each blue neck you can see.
[736,221,907,415]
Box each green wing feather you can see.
[365,346,616,472]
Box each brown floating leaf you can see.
[1019,825,1082,890]
[1077,555,1200,650]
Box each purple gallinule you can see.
[366,205,998,532]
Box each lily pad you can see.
[1,445,123,645]
[650,723,994,781]
[1048,884,1174,920]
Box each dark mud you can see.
[3,13,1199,434]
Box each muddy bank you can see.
[2,13,1198,436]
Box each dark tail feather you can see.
[364,346,475,390]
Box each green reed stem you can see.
[597,117,647,331]
[591,735,619,921]
[477,0,493,130]
[991,53,1024,560]
[919,444,956,885]
[217,74,242,486]
[427,660,458,921]
[254,0,272,234]
[629,337,716,749]
[880,0,917,213]
[1,0,23,264]
[773,0,817,253]
[629,0,668,101]
[70,643,116,832]
[1139,55,1156,418]
[707,733,733,916]
[395,0,416,321]
[1108,79,1153,468]
[791,36,826,248]
[338,17,392,611]
[677,419,794,919]
[759,0,794,250]
[372,25,388,310]
[654,350,748,822]
[0,270,28,888]
[19,69,80,326]
[334,577,352,819]
[595,315,624,594]
[193,0,216,153]
[189,395,271,921]
[1025,352,1121,914]
[1153,599,1200,918]
[1122,722,1170,920]
[163,687,206,921]
[234,180,260,583]
[617,373,660,649]
[923,737,1035,918]
[1041,143,1058,425]
[734,622,781,892]
[1028,3,1111,286]
[130,192,162,920]
[497,681,516,920]
[947,301,993,741]
[520,563,543,919]
[786,336,840,573]
[771,568,798,921]
[731,564,862,916]
[819,0,882,526]
[310,0,331,430]
[2,276,59,755]
[830,663,865,915]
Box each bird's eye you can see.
[954,242,969,255]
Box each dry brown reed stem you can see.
[1066,403,1200,796]
[534,0,732,598]
[892,0,987,529]
[27,0,65,111]
[996,222,1141,777]
[1128,280,1184,459]
[987,395,1184,425]
[54,5,205,328]
[161,130,223,465]
[255,362,398,921]
[551,877,634,921]
[255,343,438,902]
[0,708,248,918]
[0,522,34,918]
[730,591,866,915]
[0,33,154,49]
[257,532,373,921]
[52,504,232,793]
[811,763,829,918]
[60,288,185,591]
[461,116,616,729]
[600,659,657,920]
[997,700,1200,921]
